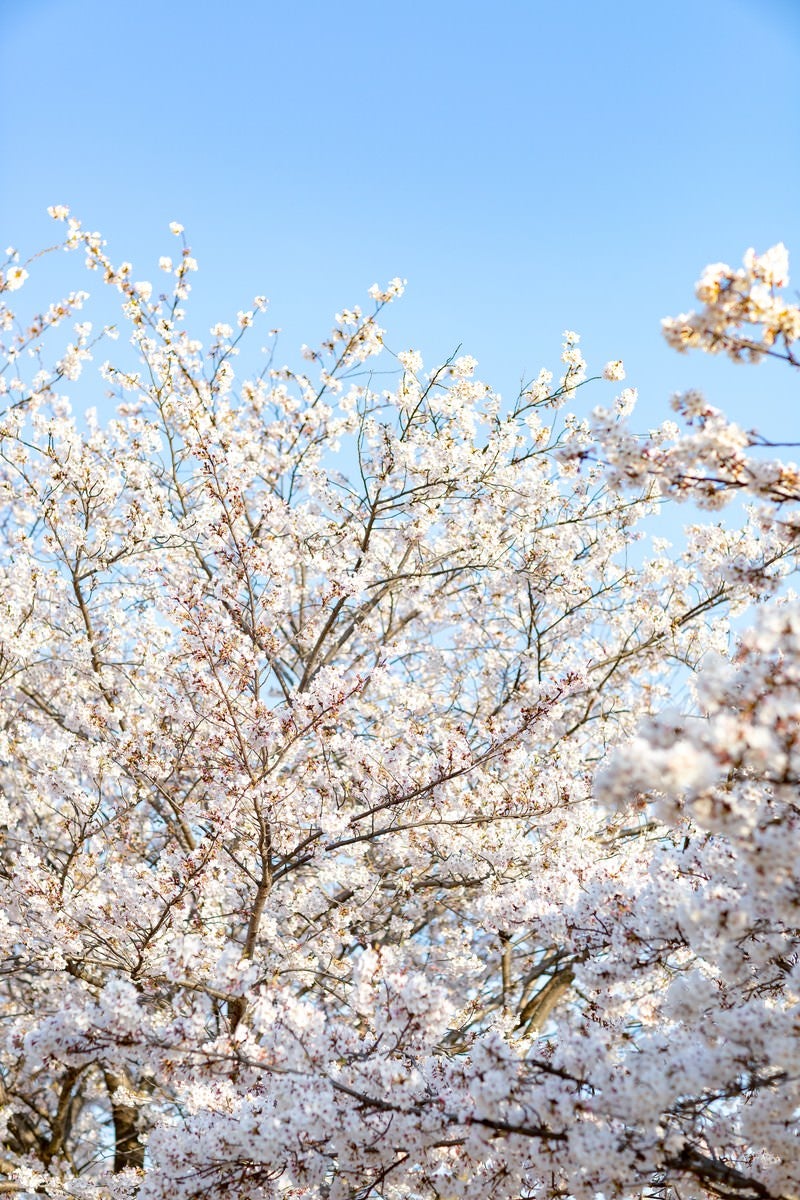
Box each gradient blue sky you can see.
[2,0,799,431]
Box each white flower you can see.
[614,386,637,416]
[169,221,184,236]
[744,242,789,287]
[452,354,478,378]
[4,267,28,291]
[368,277,406,303]
[603,360,626,382]
[397,349,423,373]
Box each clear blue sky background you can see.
[2,0,799,434]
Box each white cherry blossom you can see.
[0,224,798,1200]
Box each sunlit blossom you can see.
[0,224,797,1200]
[3,266,28,291]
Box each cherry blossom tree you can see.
[0,213,798,1199]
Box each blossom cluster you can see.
[0,218,797,1200]
[662,242,800,365]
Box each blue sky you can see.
[2,0,799,433]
